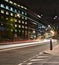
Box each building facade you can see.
[0,0,46,41]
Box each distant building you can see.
[0,0,46,41]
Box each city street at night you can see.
[0,0,59,65]
[0,39,58,65]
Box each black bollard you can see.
[50,38,53,50]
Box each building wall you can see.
[0,0,38,41]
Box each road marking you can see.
[27,63,32,65]
[27,62,59,63]
[18,63,23,65]
[30,58,47,61]
[36,56,49,58]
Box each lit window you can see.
[19,20,21,23]
[18,5,20,7]
[17,13,20,18]
[0,4,4,8]
[25,26,27,29]
[19,25,21,28]
[6,18,8,20]
[22,21,24,24]
[10,13,13,16]
[9,1,13,4]
[22,17,24,19]
[14,3,17,6]
[24,7,27,10]
[6,12,9,15]
[14,9,17,13]
[25,13,27,15]
[22,11,24,14]
[5,0,8,2]
[1,10,4,14]
[15,19,17,22]
[25,17,27,20]
[10,19,13,21]
[15,25,17,27]
[6,6,9,10]
[1,23,3,26]
[25,22,27,24]
[11,29,13,32]
[10,7,13,11]
[15,29,17,32]
[21,6,24,8]
[22,26,24,28]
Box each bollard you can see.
[50,38,53,50]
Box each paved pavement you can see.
[0,39,58,65]
[18,42,59,65]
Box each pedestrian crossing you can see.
[19,52,52,65]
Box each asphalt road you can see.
[0,41,57,65]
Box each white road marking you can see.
[36,56,49,58]
[27,62,59,63]
[27,63,32,65]
[30,58,47,61]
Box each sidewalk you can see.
[44,44,59,56]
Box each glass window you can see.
[14,9,17,13]
[15,25,17,27]
[22,26,24,28]
[17,13,20,18]
[18,20,21,23]
[22,30,24,33]
[11,29,13,32]
[19,25,21,28]
[25,22,27,24]
[6,11,9,15]
[22,21,24,24]
[0,4,4,8]
[1,10,4,14]
[14,3,17,6]
[21,6,24,8]
[22,11,24,14]
[6,6,9,10]
[10,19,13,21]
[9,1,13,4]
[15,29,17,32]
[10,13,13,16]
[25,26,27,29]
[25,17,27,20]
[6,18,8,20]
[25,13,27,15]
[22,17,24,19]
[10,7,13,11]
[5,0,9,2]
[18,5,20,7]
[15,19,17,22]
[1,23,3,26]
[24,7,27,10]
